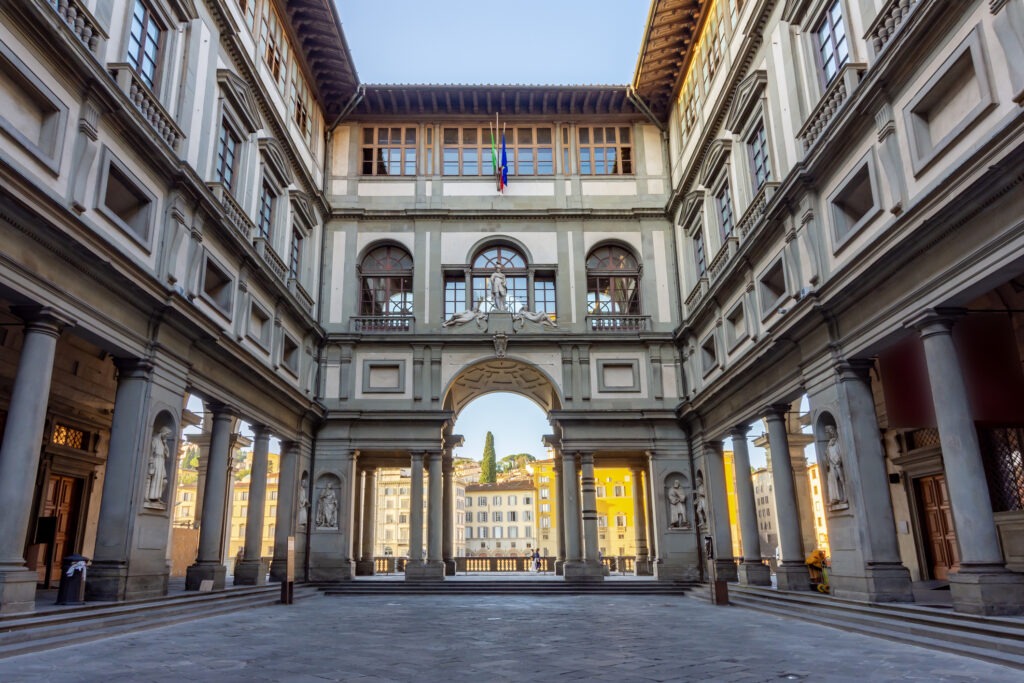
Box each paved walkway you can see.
[0,593,1018,682]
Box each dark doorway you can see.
[916,474,959,580]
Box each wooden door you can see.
[37,475,83,584]
[916,474,960,580]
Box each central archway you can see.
[442,358,563,417]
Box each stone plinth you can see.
[563,561,605,582]
[405,560,445,581]
[185,562,226,591]
[737,561,772,586]
[0,569,39,615]
[233,559,268,585]
[949,568,1024,616]
[775,562,811,591]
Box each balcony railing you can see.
[866,0,921,59]
[736,181,778,241]
[47,0,106,56]
[289,278,315,315]
[253,237,287,281]
[685,277,708,311]
[110,64,184,151]
[370,555,641,574]
[351,315,415,333]
[207,182,254,241]
[585,314,650,332]
[707,236,738,283]
[798,63,865,153]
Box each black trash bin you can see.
[56,554,89,605]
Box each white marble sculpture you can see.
[667,479,688,528]
[316,483,338,529]
[513,308,558,329]
[145,426,171,505]
[825,425,847,504]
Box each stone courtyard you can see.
[0,594,1018,682]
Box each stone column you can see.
[351,469,364,567]
[235,425,271,585]
[186,405,233,590]
[270,440,297,582]
[764,405,809,591]
[566,452,603,581]
[827,361,913,602]
[916,312,1024,615]
[705,440,737,581]
[442,453,456,575]
[560,453,581,567]
[554,452,566,575]
[356,467,377,576]
[425,453,444,573]
[0,310,64,615]
[732,427,770,585]
[631,465,652,576]
[644,458,659,565]
[87,359,153,601]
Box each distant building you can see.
[808,464,830,556]
[464,480,536,557]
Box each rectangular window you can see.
[508,511,518,522]
[508,526,518,539]
[694,231,707,277]
[540,488,549,499]
[259,3,289,92]
[127,0,161,90]
[257,182,274,241]
[717,184,734,240]
[534,275,556,320]
[595,486,605,498]
[215,122,239,191]
[493,526,503,539]
[523,510,532,521]
[507,495,517,506]
[362,126,417,176]
[440,125,553,176]
[540,517,551,528]
[236,0,257,31]
[288,229,303,280]
[478,496,486,506]
[492,511,502,522]
[444,275,467,319]
[749,122,771,190]
[479,527,488,539]
[817,0,849,86]
[540,503,550,513]
[577,126,633,175]
[477,512,486,522]
[492,496,501,505]
[613,485,625,497]
[289,60,314,143]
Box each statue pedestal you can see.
[737,561,772,586]
[405,560,445,581]
[775,561,811,591]
[185,561,226,591]
[355,559,376,576]
[233,559,268,585]
[563,561,605,582]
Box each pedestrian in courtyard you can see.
[532,549,541,573]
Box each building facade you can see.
[464,481,537,556]
[0,0,1022,617]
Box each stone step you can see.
[727,586,1024,670]
[317,580,698,596]
[0,585,314,659]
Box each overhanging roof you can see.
[345,84,646,120]
[286,0,359,120]
[631,0,711,120]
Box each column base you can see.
[775,562,811,591]
[233,559,268,585]
[554,560,565,576]
[355,559,376,576]
[563,561,605,582]
[404,560,445,581]
[831,563,914,603]
[269,556,288,582]
[0,568,38,615]
[712,559,737,582]
[444,559,457,576]
[185,562,226,591]
[949,567,1024,616]
[85,561,168,602]
[654,559,701,582]
[633,558,653,576]
[308,559,354,582]
[737,561,772,586]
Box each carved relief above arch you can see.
[443,358,562,417]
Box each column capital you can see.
[762,404,791,421]
[836,359,875,383]
[10,305,74,334]
[205,402,237,420]
[904,307,965,335]
[730,425,751,439]
[704,439,725,456]
[113,357,155,379]
[250,424,272,440]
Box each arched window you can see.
[358,245,413,331]
[586,244,641,330]
[443,243,557,320]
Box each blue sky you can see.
[335,0,653,85]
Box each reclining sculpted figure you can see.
[513,307,558,329]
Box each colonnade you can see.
[0,307,305,614]
[347,446,658,582]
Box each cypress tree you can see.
[480,431,497,483]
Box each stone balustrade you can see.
[351,315,414,333]
[110,64,184,151]
[207,182,255,241]
[289,278,315,314]
[707,236,738,282]
[736,182,777,241]
[585,314,650,332]
[685,277,708,311]
[48,0,106,55]
[253,237,287,280]
[866,0,920,58]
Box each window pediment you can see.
[725,71,768,134]
[289,189,316,231]
[699,140,732,187]
[680,190,705,229]
[781,0,814,25]
[217,69,261,135]
[258,137,293,187]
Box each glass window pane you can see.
[518,128,532,144]
[464,128,477,145]
[538,128,552,144]
[443,128,459,145]
[405,128,416,145]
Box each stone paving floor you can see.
[0,593,1019,682]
